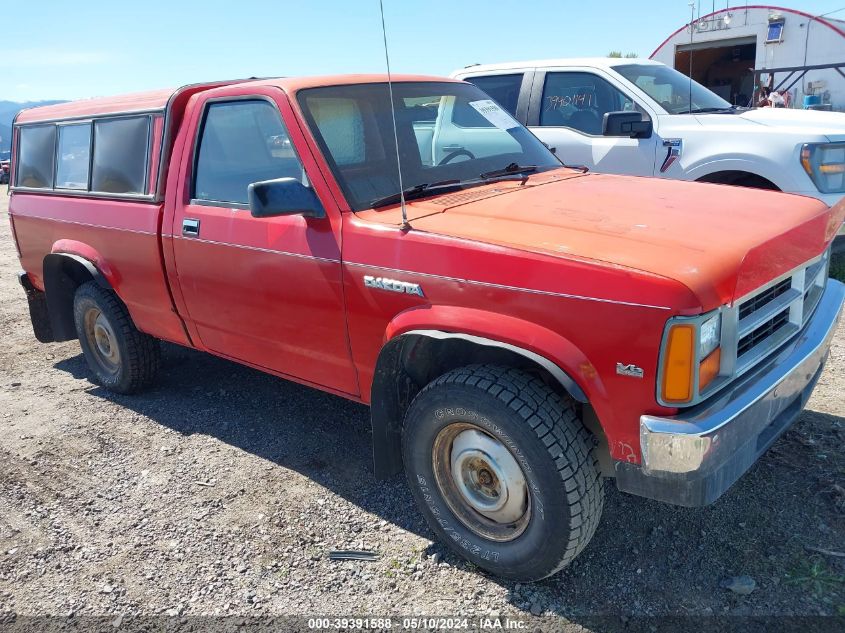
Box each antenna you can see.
[689,1,695,112]
[378,0,409,229]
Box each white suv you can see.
[452,58,845,229]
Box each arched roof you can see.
[650,5,845,58]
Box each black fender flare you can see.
[42,253,111,341]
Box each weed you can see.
[786,557,845,597]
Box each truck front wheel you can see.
[73,281,161,394]
[402,365,604,581]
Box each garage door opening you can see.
[674,37,757,106]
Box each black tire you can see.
[402,365,604,581]
[73,281,160,394]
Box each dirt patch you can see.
[1,195,844,627]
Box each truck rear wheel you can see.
[402,365,604,581]
[73,281,160,394]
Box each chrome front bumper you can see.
[615,279,845,507]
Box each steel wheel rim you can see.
[432,422,531,542]
[83,307,120,375]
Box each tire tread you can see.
[417,364,604,579]
[74,282,160,394]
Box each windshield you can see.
[614,64,732,114]
[297,81,561,211]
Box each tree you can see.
[608,51,639,58]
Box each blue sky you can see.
[2,0,844,102]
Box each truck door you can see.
[168,89,359,396]
[526,69,657,176]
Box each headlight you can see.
[659,310,723,406]
[699,313,721,357]
[801,143,845,193]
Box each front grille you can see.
[803,256,827,287]
[804,283,824,317]
[738,278,791,320]
[731,247,830,375]
[737,308,790,357]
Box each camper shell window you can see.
[92,117,150,194]
[16,125,56,189]
[56,123,92,190]
[13,113,156,198]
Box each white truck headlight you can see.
[801,143,845,193]
[699,313,722,358]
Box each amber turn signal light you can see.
[699,347,722,392]
[661,324,695,403]
[820,163,845,174]
[800,145,813,177]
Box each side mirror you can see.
[248,177,325,219]
[602,111,653,139]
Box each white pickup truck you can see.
[451,58,845,226]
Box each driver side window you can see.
[194,100,306,205]
[539,72,635,135]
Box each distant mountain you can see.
[0,100,67,151]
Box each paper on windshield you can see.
[468,100,519,130]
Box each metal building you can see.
[650,4,845,110]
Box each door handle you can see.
[182,218,200,237]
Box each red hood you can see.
[356,171,843,309]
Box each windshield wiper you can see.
[370,168,543,209]
[684,106,737,114]
[370,179,462,209]
[479,163,538,179]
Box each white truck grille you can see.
[727,248,830,377]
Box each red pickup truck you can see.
[7,75,845,581]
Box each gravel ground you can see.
[1,194,844,629]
